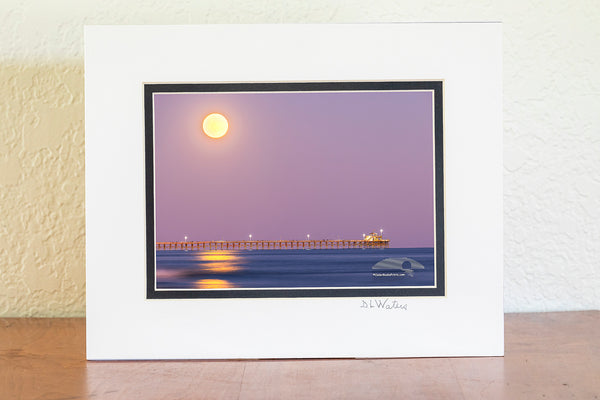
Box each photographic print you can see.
[87,24,503,360]
[145,81,444,298]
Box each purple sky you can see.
[153,90,434,247]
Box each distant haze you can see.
[153,89,434,247]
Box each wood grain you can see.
[0,312,598,399]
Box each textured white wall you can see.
[0,0,598,316]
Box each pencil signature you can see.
[360,299,407,310]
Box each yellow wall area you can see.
[1,1,599,316]
[0,64,85,316]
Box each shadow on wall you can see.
[0,63,85,317]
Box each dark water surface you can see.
[156,248,435,289]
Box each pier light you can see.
[380,229,383,236]
[307,234,310,240]
[249,234,252,240]
[363,233,366,239]
[184,235,188,242]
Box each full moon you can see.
[202,113,229,139]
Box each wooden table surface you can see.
[0,311,598,399]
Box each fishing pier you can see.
[156,232,389,251]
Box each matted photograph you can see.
[145,81,444,298]
[86,24,503,359]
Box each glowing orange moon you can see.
[202,113,229,139]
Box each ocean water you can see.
[156,248,435,290]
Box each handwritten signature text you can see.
[360,299,408,310]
